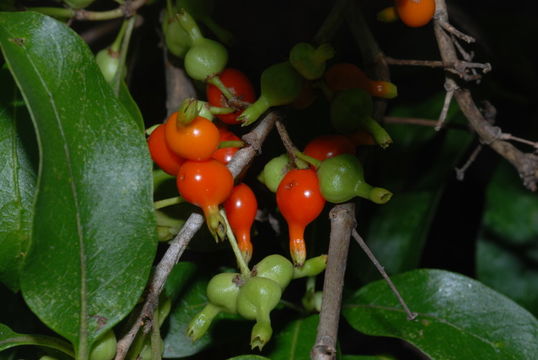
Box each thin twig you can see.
[313,0,350,44]
[455,144,483,181]
[385,56,491,79]
[435,79,458,130]
[434,0,538,190]
[275,119,300,166]
[312,204,355,360]
[114,112,279,359]
[499,134,538,150]
[351,230,416,320]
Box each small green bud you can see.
[293,255,328,279]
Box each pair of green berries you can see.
[259,153,392,204]
[187,254,327,350]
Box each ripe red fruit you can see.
[177,160,234,239]
[224,183,258,263]
[212,127,241,164]
[206,68,256,124]
[147,124,184,175]
[164,112,220,161]
[303,135,356,162]
[276,169,325,266]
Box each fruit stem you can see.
[220,209,251,276]
[218,140,245,149]
[176,9,204,44]
[359,116,393,149]
[165,0,174,16]
[153,196,184,210]
[207,75,235,100]
[111,18,129,52]
[294,150,321,169]
[152,169,175,191]
[293,254,328,278]
[112,16,136,96]
[208,105,235,115]
[239,96,271,126]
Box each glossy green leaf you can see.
[0,11,157,357]
[349,94,473,282]
[477,161,538,315]
[0,67,37,292]
[343,269,538,360]
[118,82,144,132]
[0,323,74,356]
[163,264,248,358]
[264,315,319,360]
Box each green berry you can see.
[162,8,192,58]
[258,154,291,193]
[317,154,392,204]
[330,88,392,148]
[90,330,116,360]
[293,254,328,279]
[236,277,282,321]
[253,254,294,290]
[95,48,120,84]
[239,62,303,126]
[206,272,241,314]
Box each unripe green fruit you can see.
[239,62,303,126]
[236,277,282,320]
[253,254,294,290]
[330,88,392,148]
[258,154,290,193]
[289,42,335,80]
[162,10,192,58]
[95,48,120,84]
[90,330,116,360]
[317,154,392,204]
[63,0,95,9]
[206,272,241,313]
[184,38,228,81]
[39,357,59,360]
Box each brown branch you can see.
[312,204,355,360]
[455,144,483,181]
[434,0,538,191]
[274,119,300,166]
[385,56,491,79]
[114,112,279,359]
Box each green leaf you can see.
[163,264,248,358]
[0,323,74,357]
[0,67,37,292]
[264,315,319,360]
[342,356,394,360]
[227,356,271,360]
[349,94,473,282]
[343,269,538,360]
[0,11,157,357]
[477,161,538,315]
[118,82,144,132]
